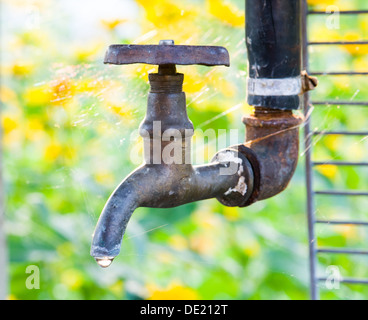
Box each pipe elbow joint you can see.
[235,109,303,206]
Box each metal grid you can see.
[302,1,368,299]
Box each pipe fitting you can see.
[234,108,303,206]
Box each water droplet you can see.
[95,257,114,268]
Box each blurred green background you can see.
[1,0,368,300]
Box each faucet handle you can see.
[104,40,230,68]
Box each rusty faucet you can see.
[90,40,255,267]
[91,0,316,268]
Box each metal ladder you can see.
[302,0,368,299]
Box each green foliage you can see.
[1,0,367,300]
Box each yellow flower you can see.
[25,117,46,141]
[109,280,124,297]
[50,77,75,105]
[309,27,341,43]
[353,56,368,72]
[342,32,368,56]
[360,17,368,34]
[109,104,133,119]
[11,62,34,77]
[315,164,338,180]
[147,282,200,300]
[324,135,339,152]
[183,68,206,94]
[210,73,236,97]
[169,235,188,251]
[307,0,336,6]
[2,113,22,146]
[135,0,201,42]
[0,86,18,105]
[94,171,115,185]
[28,118,44,131]
[63,145,77,161]
[73,43,103,62]
[17,30,44,47]
[136,0,191,28]
[75,78,106,96]
[61,269,84,290]
[243,102,254,115]
[243,240,261,257]
[2,116,18,134]
[24,85,52,107]
[44,143,63,161]
[100,19,128,31]
[207,0,244,27]
[223,207,240,221]
[332,225,359,240]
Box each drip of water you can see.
[95,257,114,268]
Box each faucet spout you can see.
[90,168,142,265]
[91,149,254,266]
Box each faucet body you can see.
[91,69,254,263]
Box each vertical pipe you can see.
[246,0,302,110]
[301,0,319,300]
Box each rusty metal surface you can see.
[104,44,230,67]
[240,108,303,204]
[90,156,252,261]
[301,70,318,93]
[214,149,254,207]
[90,72,254,265]
[91,0,310,269]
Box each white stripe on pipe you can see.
[247,76,302,96]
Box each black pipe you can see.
[246,0,302,110]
